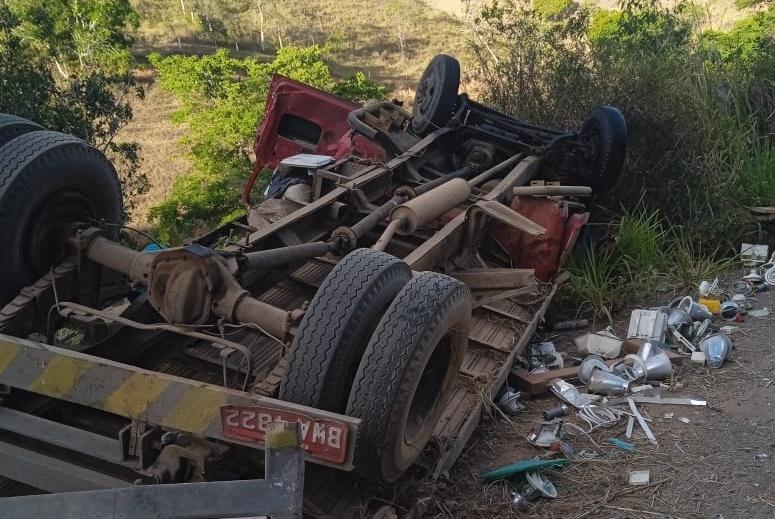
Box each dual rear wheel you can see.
[280,249,471,483]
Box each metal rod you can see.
[372,219,403,252]
[57,301,257,373]
[0,425,305,518]
[349,195,404,239]
[414,165,473,195]
[513,185,592,196]
[241,241,334,270]
[468,153,525,187]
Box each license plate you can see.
[220,405,349,464]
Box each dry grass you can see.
[115,70,190,227]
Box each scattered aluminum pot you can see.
[587,369,632,395]
[720,301,739,320]
[578,355,609,384]
[620,354,649,381]
[636,341,657,361]
[678,296,713,321]
[667,307,692,336]
[700,333,731,368]
[640,351,674,380]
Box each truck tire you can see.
[0,131,123,305]
[346,271,471,483]
[0,114,44,148]
[579,106,627,192]
[279,249,411,413]
[412,54,461,135]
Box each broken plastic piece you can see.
[628,397,657,446]
[575,329,623,359]
[690,351,706,365]
[608,438,635,452]
[629,470,650,486]
[479,458,569,483]
[627,309,667,343]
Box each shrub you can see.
[470,1,775,253]
[533,0,572,19]
[149,45,386,244]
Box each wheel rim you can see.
[23,189,94,276]
[416,74,438,115]
[582,124,601,167]
[404,332,453,445]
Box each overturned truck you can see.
[0,55,626,517]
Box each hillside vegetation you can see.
[131,0,467,90]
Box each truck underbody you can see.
[0,54,626,517]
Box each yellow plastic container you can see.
[699,297,721,315]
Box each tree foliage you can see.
[149,45,386,244]
[0,1,146,215]
[7,0,138,76]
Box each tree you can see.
[381,0,419,62]
[1,1,147,216]
[7,0,138,76]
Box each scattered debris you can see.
[497,385,527,416]
[587,369,631,395]
[628,397,658,446]
[627,309,667,342]
[549,379,593,408]
[543,404,568,421]
[677,417,690,424]
[527,421,563,447]
[479,459,569,483]
[691,351,707,364]
[552,319,588,331]
[700,333,731,369]
[608,438,636,452]
[719,325,739,335]
[575,329,623,358]
[748,307,770,318]
[577,355,609,384]
[629,470,651,486]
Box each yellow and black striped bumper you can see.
[0,334,358,470]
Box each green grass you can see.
[565,246,624,323]
[565,210,735,322]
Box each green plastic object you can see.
[608,438,635,452]
[479,458,569,483]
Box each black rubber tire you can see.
[411,54,461,135]
[0,114,44,148]
[346,271,471,483]
[579,105,627,192]
[279,249,411,413]
[0,131,123,305]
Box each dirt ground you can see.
[429,287,775,518]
